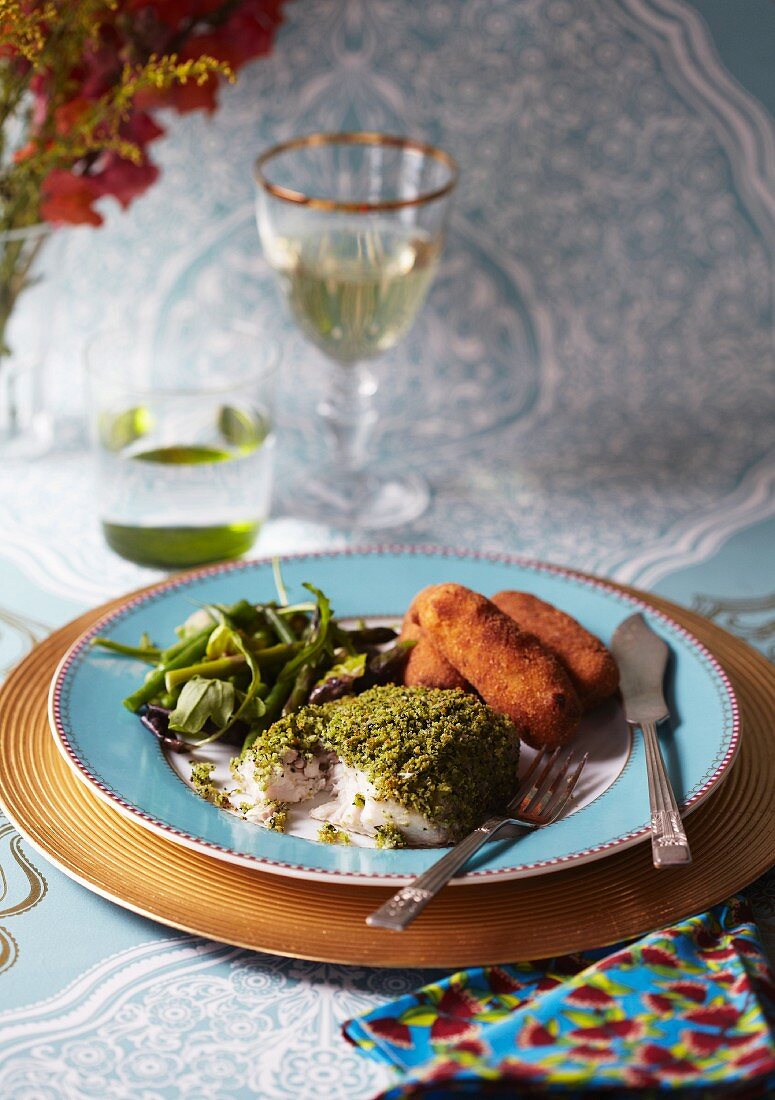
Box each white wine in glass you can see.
[255,133,457,529]
[266,221,441,365]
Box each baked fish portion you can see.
[230,685,520,848]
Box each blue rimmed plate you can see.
[49,548,739,885]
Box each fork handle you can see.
[366,816,517,931]
[641,720,692,867]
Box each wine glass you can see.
[254,132,458,529]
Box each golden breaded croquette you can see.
[400,604,472,692]
[492,590,619,711]
[414,583,581,748]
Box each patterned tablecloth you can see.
[0,1,773,1096]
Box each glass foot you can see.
[283,469,430,530]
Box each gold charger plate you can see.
[0,582,773,968]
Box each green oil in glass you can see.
[100,407,272,569]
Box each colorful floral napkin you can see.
[344,899,775,1097]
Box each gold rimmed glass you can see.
[254,132,458,529]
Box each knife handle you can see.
[641,721,692,867]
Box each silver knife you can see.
[611,613,692,867]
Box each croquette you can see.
[400,601,471,692]
[414,583,582,748]
[492,590,619,710]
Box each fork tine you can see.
[507,748,549,818]
[529,750,574,816]
[511,746,561,815]
[541,752,588,823]
[510,746,551,805]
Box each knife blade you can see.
[611,613,692,867]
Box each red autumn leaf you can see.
[75,40,124,101]
[364,1016,413,1050]
[487,966,522,995]
[641,946,679,968]
[437,986,482,1018]
[644,993,673,1013]
[55,97,91,135]
[180,2,285,71]
[686,1005,740,1028]
[518,1019,555,1048]
[138,75,220,115]
[13,140,38,163]
[566,983,615,1008]
[40,169,103,226]
[430,1016,478,1044]
[121,110,165,147]
[128,0,226,25]
[666,981,707,1003]
[92,154,159,208]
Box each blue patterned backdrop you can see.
[0,2,773,1097]
[1,0,765,608]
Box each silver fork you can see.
[366,746,588,931]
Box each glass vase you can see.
[0,224,54,458]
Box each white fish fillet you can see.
[230,751,452,845]
[309,762,452,846]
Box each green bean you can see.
[241,676,295,752]
[264,606,296,645]
[282,665,317,715]
[160,627,212,664]
[92,638,162,663]
[164,654,246,693]
[247,641,303,668]
[123,634,209,712]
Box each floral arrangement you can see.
[0,0,284,356]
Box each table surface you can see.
[1,1,774,1097]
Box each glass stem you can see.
[317,362,378,498]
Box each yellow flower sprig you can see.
[0,0,58,64]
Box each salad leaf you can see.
[168,677,235,735]
[316,653,366,686]
[307,652,367,705]
[205,623,242,659]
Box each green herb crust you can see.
[190,762,230,808]
[317,822,350,845]
[375,822,406,849]
[266,807,288,832]
[242,685,520,840]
